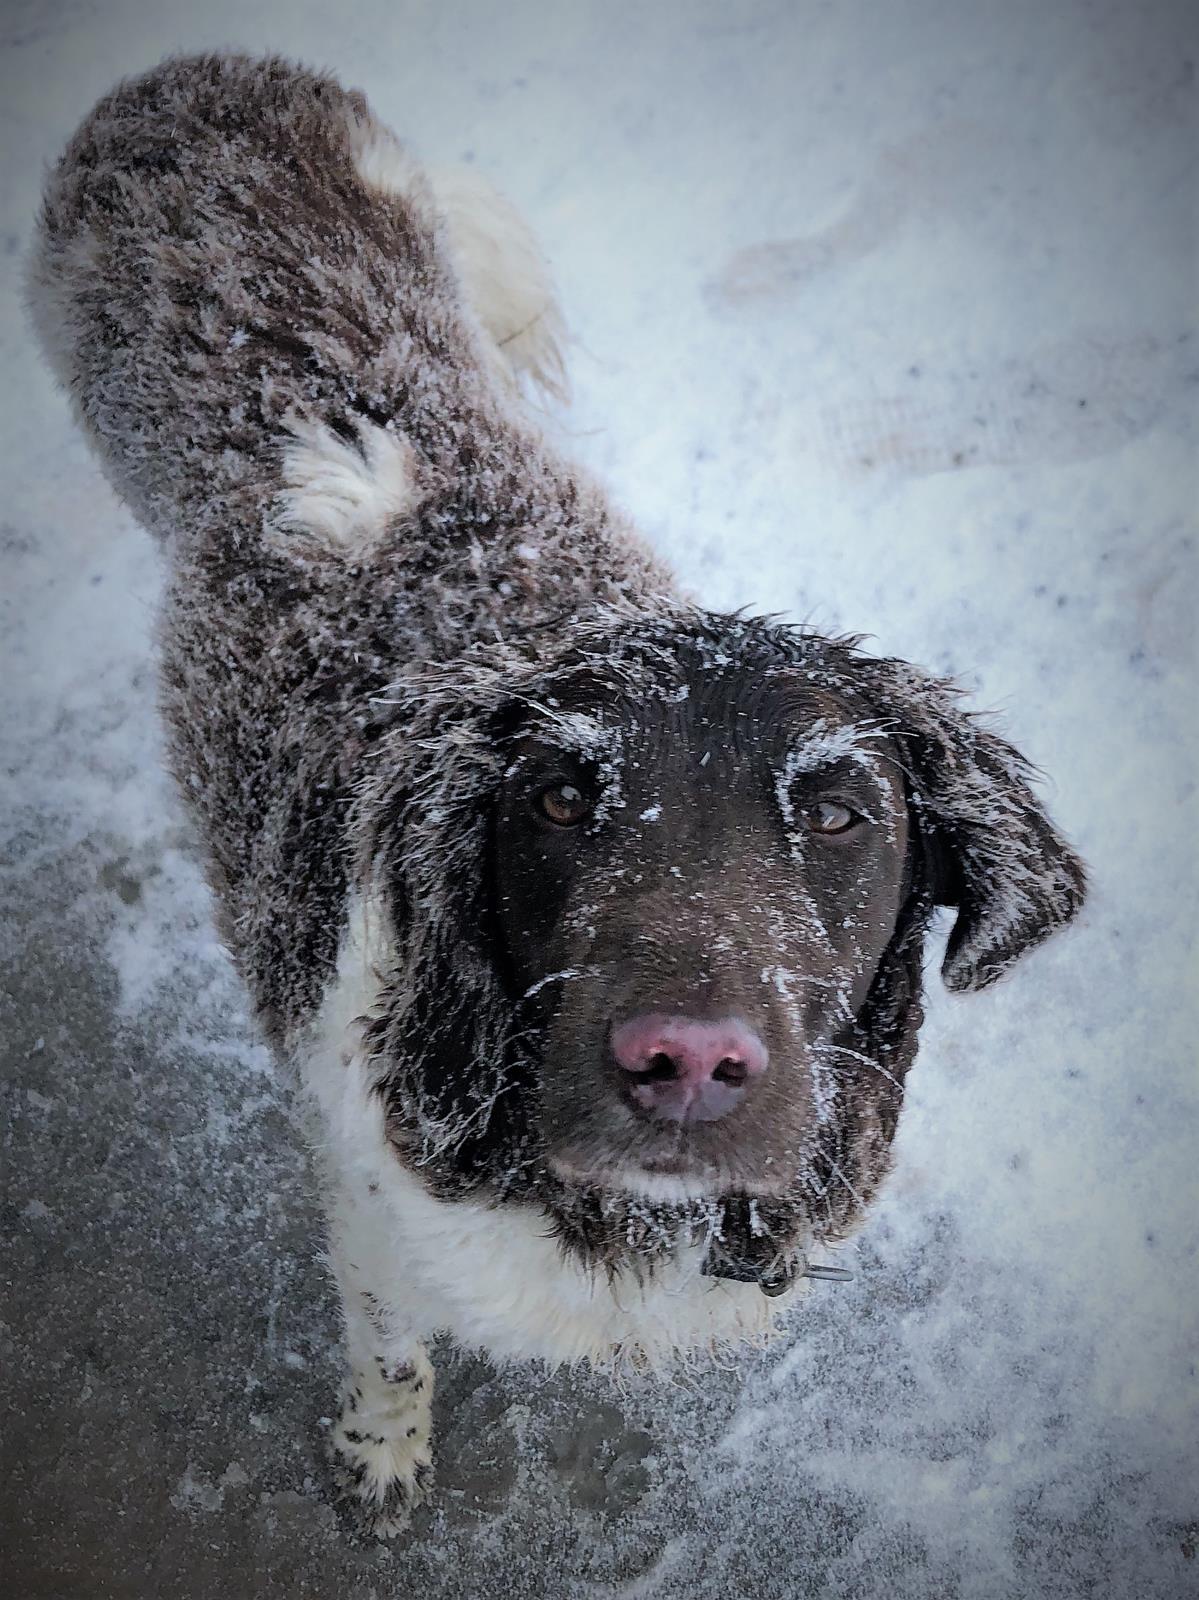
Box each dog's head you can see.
[359,610,1085,1282]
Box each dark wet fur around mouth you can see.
[28,53,1087,1292]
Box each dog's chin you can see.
[539,1154,821,1285]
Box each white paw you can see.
[329,1363,434,1538]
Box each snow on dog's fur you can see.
[29,52,1086,1537]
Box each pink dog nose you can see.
[610,1014,769,1124]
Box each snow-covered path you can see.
[1,2,1194,1596]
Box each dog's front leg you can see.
[326,1198,434,1538]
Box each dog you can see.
[29,52,1086,1536]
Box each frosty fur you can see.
[29,52,1086,1536]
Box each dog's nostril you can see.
[643,1051,679,1083]
[712,1056,748,1086]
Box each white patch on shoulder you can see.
[297,899,805,1373]
[268,416,424,555]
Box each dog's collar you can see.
[700,1248,854,1297]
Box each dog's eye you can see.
[536,783,592,827]
[804,800,861,835]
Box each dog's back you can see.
[29,51,672,1040]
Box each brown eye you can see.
[536,783,591,827]
[805,800,860,835]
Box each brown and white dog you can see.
[29,53,1085,1536]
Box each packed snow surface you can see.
[1,1,1195,1596]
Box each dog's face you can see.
[362,613,1085,1278]
[492,665,911,1198]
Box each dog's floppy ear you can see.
[869,660,1087,993]
[351,646,545,1196]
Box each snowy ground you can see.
[1,1,1196,1596]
